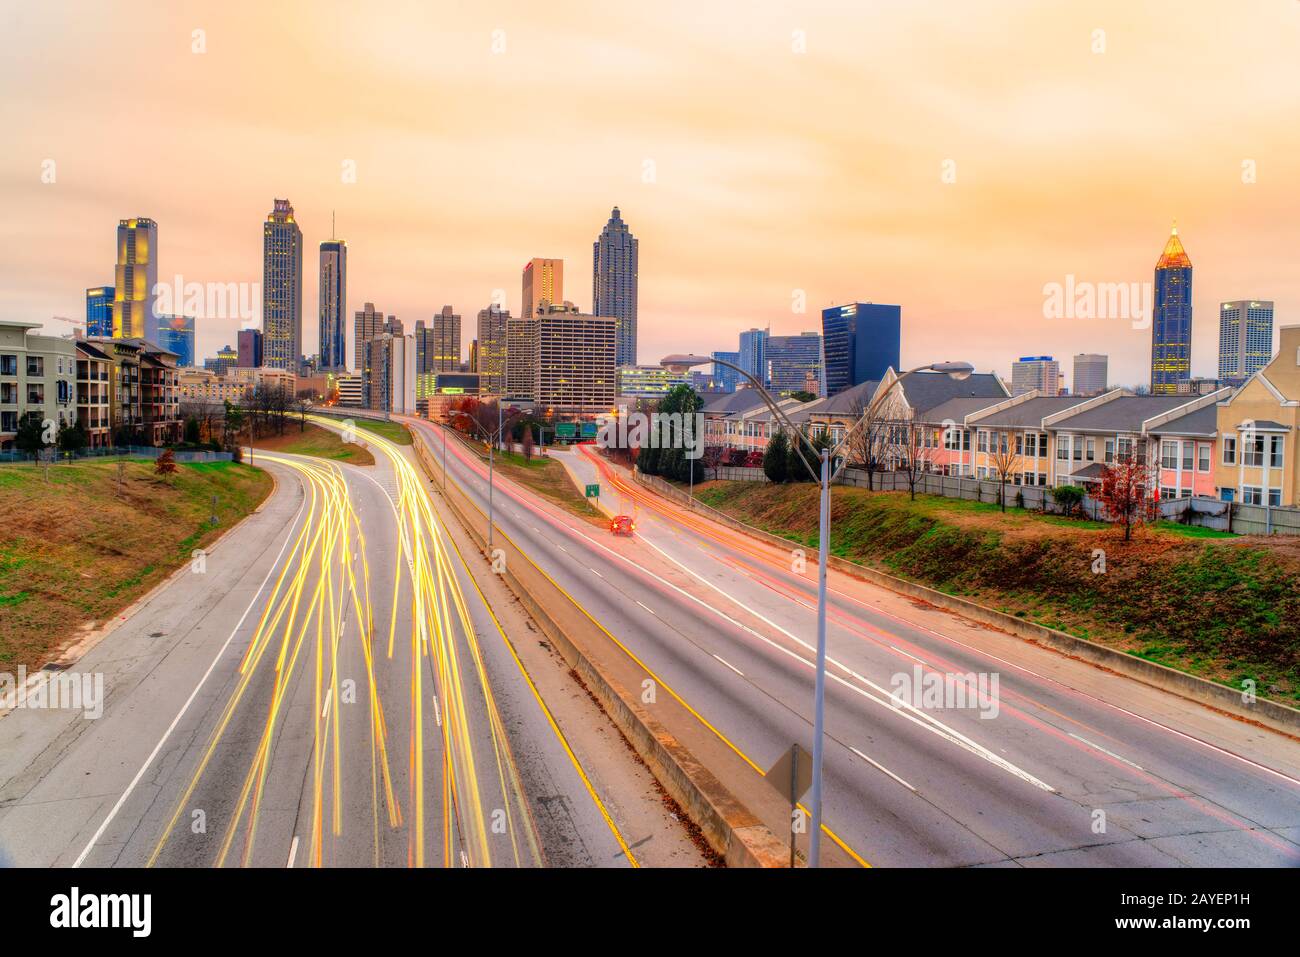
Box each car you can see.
[610,515,635,536]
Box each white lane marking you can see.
[589,568,603,579]
[322,687,333,719]
[890,644,924,664]
[432,695,442,728]
[635,600,656,616]
[73,472,309,868]
[287,835,300,868]
[712,654,744,677]
[459,849,469,868]
[557,545,567,553]
[850,746,917,791]
[1069,733,1144,771]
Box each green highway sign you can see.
[585,484,600,498]
[556,423,577,438]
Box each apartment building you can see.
[75,340,113,448]
[0,320,77,451]
[83,336,182,446]
[1214,324,1299,506]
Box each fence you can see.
[694,460,1300,537]
[0,446,233,465]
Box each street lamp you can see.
[661,353,972,866]
[450,400,522,550]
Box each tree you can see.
[57,421,88,455]
[789,390,817,403]
[155,448,178,477]
[223,400,245,452]
[184,416,201,445]
[987,430,1021,512]
[15,412,47,462]
[845,396,889,490]
[701,445,726,481]
[1098,456,1153,541]
[521,426,535,461]
[763,430,791,484]
[889,411,929,501]
[1050,484,1085,518]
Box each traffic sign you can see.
[585,483,600,498]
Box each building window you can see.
[0,355,17,376]
[1198,444,1210,472]
[1269,435,1283,470]
[1104,438,1115,463]
[27,356,44,377]
[1056,436,1069,460]
[1241,485,1263,505]
[1243,435,1265,468]
[26,384,44,404]
[1161,440,1177,469]
[977,431,988,453]
[1268,487,1282,507]
[1222,436,1236,465]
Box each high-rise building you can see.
[111,217,159,342]
[1011,356,1061,396]
[505,315,539,399]
[237,328,263,368]
[353,301,392,359]
[205,344,238,376]
[616,365,686,399]
[1218,300,1274,387]
[262,199,303,372]
[155,314,195,368]
[534,310,617,414]
[521,258,563,319]
[363,334,416,413]
[710,351,740,392]
[1072,353,1109,396]
[820,302,901,396]
[738,328,769,387]
[1151,223,1193,394]
[319,239,347,371]
[86,286,114,338]
[431,305,461,371]
[765,333,823,396]
[476,304,509,395]
[592,207,639,367]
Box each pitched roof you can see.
[922,396,1007,425]
[1155,224,1192,269]
[1148,404,1217,436]
[897,371,1007,416]
[1049,395,1191,432]
[817,379,880,415]
[968,395,1093,428]
[702,389,767,415]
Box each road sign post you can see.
[764,743,813,868]
[584,483,600,499]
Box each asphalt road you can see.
[409,421,1300,867]
[0,431,636,868]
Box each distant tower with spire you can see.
[1150,221,1193,394]
[592,207,639,367]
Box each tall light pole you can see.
[661,353,972,866]
[450,400,520,551]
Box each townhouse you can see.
[83,336,182,446]
[75,340,113,449]
[1213,324,1300,506]
[0,319,77,451]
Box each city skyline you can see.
[3,3,1299,386]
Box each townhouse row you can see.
[0,319,181,452]
[701,324,1300,508]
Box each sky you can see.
[2,0,1299,388]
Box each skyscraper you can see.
[1072,353,1108,396]
[476,304,509,395]
[765,333,823,396]
[155,314,195,368]
[1151,223,1193,395]
[711,350,740,392]
[319,238,347,371]
[1217,300,1274,387]
[738,328,769,387]
[86,286,114,338]
[592,207,639,366]
[521,258,563,318]
[262,199,303,372]
[1011,356,1061,395]
[111,217,158,341]
[431,305,461,371]
[820,302,901,396]
[237,328,263,368]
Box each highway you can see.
[407,418,1300,867]
[0,426,641,868]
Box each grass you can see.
[457,436,604,524]
[354,419,413,446]
[0,459,273,671]
[693,480,1300,703]
[253,422,375,466]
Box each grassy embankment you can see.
[353,418,413,446]
[253,422,375,465]
[694,480,1300,703]
[0,459,273,671]
[453,437,604,524]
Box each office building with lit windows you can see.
[1218,300,1274,387]
[476,304,509,395]
[86,286,114,338]
[111,217,159,342]
[319,239,347,371]
[592,207,639,367]
[155,314,195,367]
[820,302,900,396]
[1150,224,1193,394]
[521,258,563,318]
[261,199,303,371]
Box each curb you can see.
[409,427,790,867]
[632,471,1300,738]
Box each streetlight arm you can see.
[826,365,932,482]
[706,356,821,481]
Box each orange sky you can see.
[2,0,1298,387]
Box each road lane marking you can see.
[287,835,299,868]
[635,600,656,616]
[321,687,333,719]
[72,472,309,869]
[432,694,442,728]
[1069,733,1144,771]
[712,654,744,677]
[849,747,917,791]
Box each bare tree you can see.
[987,429,1021,512]
[845,396,890,490]
[889,410,929,501]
